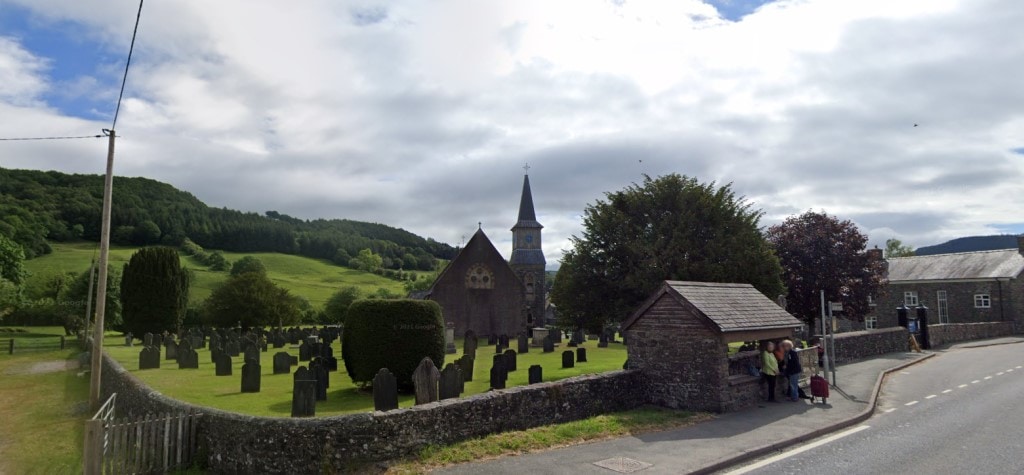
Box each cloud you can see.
[1,0,1024,266]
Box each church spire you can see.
[514,173,542,229]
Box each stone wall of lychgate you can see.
[100,354,645,473]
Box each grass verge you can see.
[384,406,711,474]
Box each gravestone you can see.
[244,345,260,364]
[241,361,261,392]
[576,347,588,363]
[225,340,240,357]
[543,335,555,353]
[503,349,517,372]
[143,332,154,347]
[456,355,475,382]
[177,340,199,369]
[373,368,399,411]
[498,334,510,350]
[165,339,178,360]
[531,327,549,347]
[153,334,163,347]
[490,355,508,390]
[324,356,338,372]
[413,358,440,405]
[124,333,133,347]
[272,334,286,348]
[215,353,232,376]
[568,340,578,348]
[310,359,328,401]
[495,343,503,354]
[487,334,497,345]
[138,346,160,370]
[273,352,293,374]
[289,355,299,366]
[528,365,543,384]
[554,329,563,343]
[445,322,457,355]
[299,341,312,361]
[573,329,585,345]
[321,345,334,359]
[439,363,463,400]
[209,333,221,352]
[464,330,478,356]
[562,350,575,368]
[291,367,316,417]
[517,333,529,353]
[598,332,609,348]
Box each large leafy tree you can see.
[63,264,122,331]
[120,247,190,336]
[551,174,785,332]
[203,272,301,329]
[230,255,267,277]
[766,211,886,333]
[884,238,915,258]
[0,235,26,321]
[324,286,361,325]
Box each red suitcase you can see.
[810,375,829,404]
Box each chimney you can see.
[866,248,883,261]
[1018,235,1024,257]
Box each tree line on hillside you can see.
[0,167,455,271]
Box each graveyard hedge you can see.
[342,299,445,389]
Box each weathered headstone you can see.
[531,327,549,347]
[321,345,334,359]
[576,347,588,363]
[528,364,543,384]
[244,345,260,365]
[225,340,240,357]
[324,356,339,372]
[573,329,585,344]
[456,355,475,382]
[562,350,575,368]
[503,349,517,372]
[498,334,510,350]
[487,334,497,345]
[215,353,233,376]
[291,367,316,417]
[568,340,578,348]
[124,333,133,347]
[143,332,154,347]
[310,359,328,401]
[495,343,503,354]
[273,352,293,374]
[517,333,529,353]
[177,340,199,369]
[490,355,507,390]
[272,334,286,348]
[372,368,399,412]
[165,339,178,360]
[299,340,312,361]
[138,346,160,370]
[413,358,440,405]
[598,332,609,348]
[445,322,457,355]
[464,330,478,356]
[241,361,261,393]
[439,363,463,400]
[153,334,163,347]
[543,335,555,353]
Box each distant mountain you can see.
[915,235,1022,256]
[0,167,456,269]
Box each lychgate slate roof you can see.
[623,281,802,333]
[887,249,1024,282]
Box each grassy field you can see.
[104,337,628,417]
[0,326,88,474]
[23,241,408,308]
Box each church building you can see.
[423,173,547,337]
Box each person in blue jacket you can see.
[781,339,803,402]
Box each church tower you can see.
[510,171,546,328]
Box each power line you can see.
[0,135,104,141]
[111,0,144,130]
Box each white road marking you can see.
[1017,366,1022,369]
[942,389,952,394]
[972,380,981,384]
[958,384,968,388]
[1007,369,1014,373]
[905,401,919,406]
[985,376,993,380]
[997,372,1004,376]
[722,425,872,475]
[925,395,937,399]
[899,371,911,375]
[884,408,897,413]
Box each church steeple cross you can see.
[523,163,530,175]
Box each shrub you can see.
[342,299,444,389]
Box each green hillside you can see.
[23,242,406,309]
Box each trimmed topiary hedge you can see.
[342,299,445,389]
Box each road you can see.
[723,342,1024,475]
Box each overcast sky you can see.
[1,0,1023,268]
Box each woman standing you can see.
[781,339,803,402]
[760,341,779,402]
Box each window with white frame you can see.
[974,293,991,309]
[937,290,949,324]
[868,295,877,307]
[865,315,878,330]
[904,291,918,306]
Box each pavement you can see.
[438,350,938,475]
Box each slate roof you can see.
[512,174,543,229]
[510,249,546,266]
[623,281,802,333]
[887,249,1024,282]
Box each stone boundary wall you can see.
[101,354,645,473]
[927,322,1016,348]
[832,327,908,364]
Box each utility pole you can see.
[84,260,96,333]
[820,290,829,381]
[89,130,116,411]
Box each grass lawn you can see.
[23,241,407,308]
[104,337,628,417]
[0,325,74,351]
[0,326,89,474]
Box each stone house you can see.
[421,174,547,337]
[866,236,1024,331]
[622,281,803,412]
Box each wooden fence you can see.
[84,393,203,474]
[1,335,74,354]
